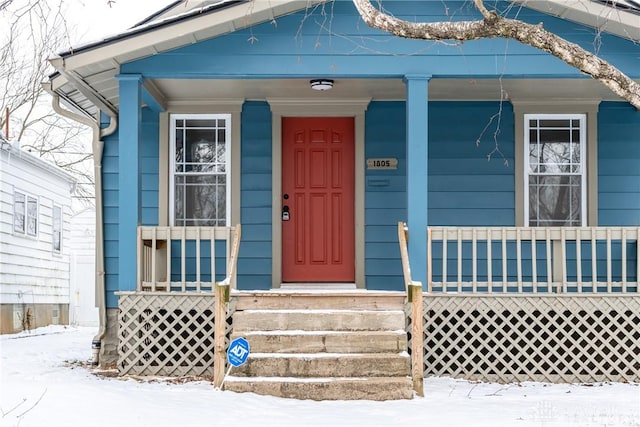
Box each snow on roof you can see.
[0,138,77,183]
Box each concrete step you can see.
[223,376,414,401]
[230,330,407,354]
[233,309,406,332]
[230,353,410,378]
[235,291,406,310]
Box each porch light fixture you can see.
[310,79,334,91]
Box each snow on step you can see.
[230,352,410,378]
[230,330,408,354]
[233,309,406,332]
[223,376,414,401]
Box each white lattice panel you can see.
[418,295,640,383]
[118,293,233,376]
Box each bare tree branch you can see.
[353,0,640,109]
[1,0,95,204]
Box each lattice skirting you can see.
[118,293,233,376]
[416,295,640,383]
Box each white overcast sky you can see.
[66,0,173,45]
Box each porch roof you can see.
[45,0,640,120]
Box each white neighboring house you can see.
[69,207,98,327]
[0,136,76,334]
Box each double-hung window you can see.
[13,191,38,236]
[170,114,231,226]
[525,114,586,227]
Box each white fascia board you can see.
[512,0,640,41]
[57,0,322,73]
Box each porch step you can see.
[232,353,410,378]
[230,330,407,354]
[223,376,414,401]
[234,290,405,310]
[232,309,405,332]
[224,293,413,401]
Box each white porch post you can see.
[404,75,431,288]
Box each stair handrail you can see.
[397,221,424,397]
[214,223,241,388]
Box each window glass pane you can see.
[174,175,226,226]
[539,129,570,144]
[529,175,581,226]
[175,129,184,172]
[26,197,37,236]
[14,193,25,233]
[526,115,585,227]
[53,206,62,252]
[185,119,216,128]
[538,119,571,128]
[171,114,229,227]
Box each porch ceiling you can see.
[150,77,628,104]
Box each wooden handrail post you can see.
[398,221,412,298]
[409,282,424,397]
[227,224,242,290]
[213,282,229,388]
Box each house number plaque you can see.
[367,158,398,170]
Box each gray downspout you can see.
[48,89,117,365]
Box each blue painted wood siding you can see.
[364,101,515,289]
[598,102,640,226]
[121,1,640,79]
[103,108,159,307]
[238,101,272,289]
[365,102,407,290]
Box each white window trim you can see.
[52,204,63,254]
[158,101,243,228]
[513,100,600,227]
[13,190,39,238]
[524,113,587,227]
[169,113,232,227]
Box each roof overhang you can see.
[46,0,640,120]
[47,0,325,119]
[513,0,640,41]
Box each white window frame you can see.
[52,204,62,253]
[13,190,38,237]
[169,113,231,226]
[524,113,587,227]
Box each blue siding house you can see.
[46,0,639,389]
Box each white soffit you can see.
[512,0,640,41]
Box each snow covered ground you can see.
[1,326,638,427]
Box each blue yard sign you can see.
[227,337,250,367]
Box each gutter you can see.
[44,83,117,366]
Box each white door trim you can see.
[268,98,370,289]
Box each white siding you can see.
[69,208,98,326]
[0,147,75,305]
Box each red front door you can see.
[282,117,355,282]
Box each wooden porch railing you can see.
[400,224,640,386]
[137,225,241,292]
[428,227,640,293]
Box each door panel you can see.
[282,117,355,282]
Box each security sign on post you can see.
[227,337,250,367]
